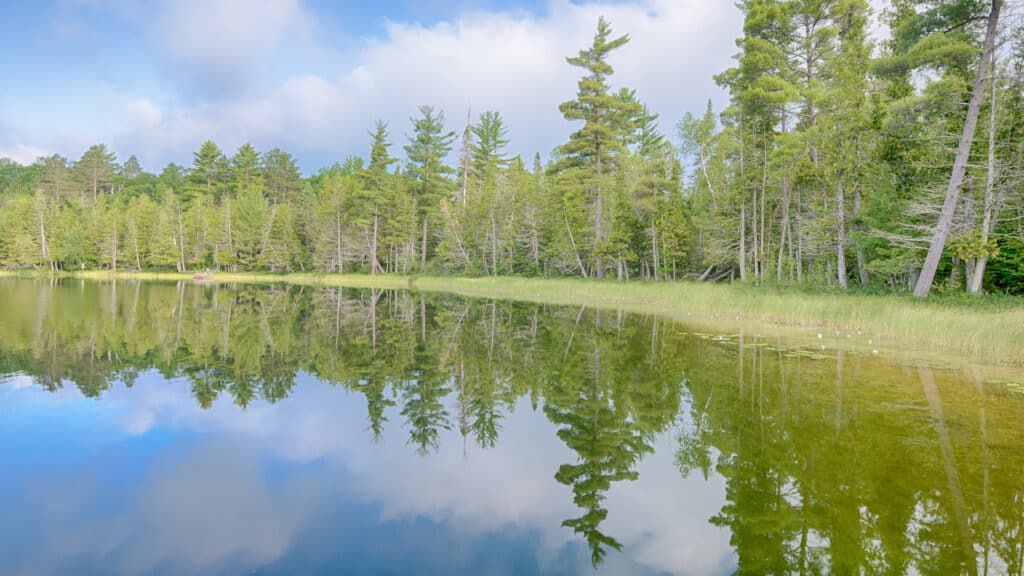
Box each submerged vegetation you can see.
[1,2,1023,299]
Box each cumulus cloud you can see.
[110,0,741,171]
[3,0,900,171]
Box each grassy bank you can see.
[3,269,1023,366]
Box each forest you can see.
[1,0,1022,297]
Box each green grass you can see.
[3,269,1023,366]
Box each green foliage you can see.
[0,8,1020,294]
[233,180,269,269]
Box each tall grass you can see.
[3,270,1022,365]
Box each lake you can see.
[0,278,1022,575]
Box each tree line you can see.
[1,1,1022,296]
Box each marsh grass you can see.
[4,270,1022,366]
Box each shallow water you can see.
[0,278,1022,575]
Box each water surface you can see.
[0,278,1022,575]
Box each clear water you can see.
[0,278,1022,575]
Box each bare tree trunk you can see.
[38,209,50,269]
[796,189,803,282]
[914,0,1003,298]
[777,183,790,282]
[564,206,588,278]
[760,136,767,280]
[134,229,141,271]
[342,212,350,272]
[651,219,659,281]
[371,208,382,275]
[970,55,1001,294]
[594,143,604,279]
[225,201,234,272]
[837,181,848,290]
[752,193,759,280]
[490,207,499,276]
[111,223,118,272]
[420,216,428,269]
[176,205,185,273]
[739,204,747,281]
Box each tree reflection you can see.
[0,278,1022,573]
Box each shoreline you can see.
[3,269,1023,367]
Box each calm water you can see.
[0,279,1022,576]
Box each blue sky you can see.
[1,0,747,173]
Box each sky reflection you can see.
[0,371,733,576]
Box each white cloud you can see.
[110,0,741,170]
[8,0,900,171]
[0,144,48,165]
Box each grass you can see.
[3,269,1023,366]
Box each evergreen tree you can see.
[75,144,117,202]
[232,179,268,269]
[362,121,398,275]
[554,17,639,278]
[263,148,302,205]
[230,143,262,190]
[404,105,456,269]
[188,141,229,202]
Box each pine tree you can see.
[362,121,398,274]
[232,179,268,270]
[404,105,456,269]
[263,148,302,205]
[75,144,117,203]
[188,141,229,203]
[230,143,262,190]
[555,17,638,278]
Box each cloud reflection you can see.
[2,372,734,575]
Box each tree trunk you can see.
[564,206,588,278]
[837,181,848,290]
[796,189,803,282]
[650,220,659,281]
[111,224,118,272]
[777,183,790,282]
[490,207,499,276]
[739,204,747,281]
[594,142,604,279]
[371,208,381,275]
[752,193,759,279]
[134,228,141,271]
[420,215,428,269]
[760,136,767,280]
[176,205,185,273]
[970,54,1001,294]
[38,209,50,269]
[914,0,1003,298]
[225,201,234,272]
[336,212,343,273]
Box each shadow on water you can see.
[0,277,1023,575]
